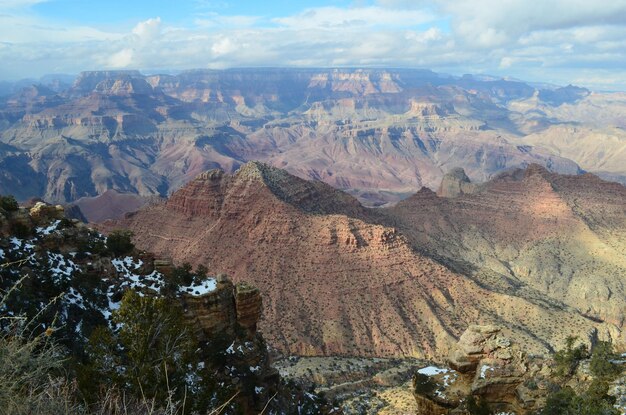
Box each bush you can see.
[9,221,30,238]
[0,195,19,212]
[412,372,436,395]
[541,382,620,415]
[106,229,134,256]
[84,291,197,406]
[554,336,588,377]
[466,395,492,415]
[590,341,621,380]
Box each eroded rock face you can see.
[414,325,543,414]
[181,276,262,341]
[387,164,626,351]
[447,325,511,373]
[437,167,477,198]
[235,283,263,335]
[107,163,623,359]
[1,67,605,213]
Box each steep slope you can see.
[108,162,621,358]
[386,165,626,337]
[0,199,334,414]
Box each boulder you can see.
[29,202,64,223]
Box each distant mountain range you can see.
[1,68,625,217]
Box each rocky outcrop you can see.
[447,325,513,373]
[414,326,547,414]
[234,282,263,335]
[437,167,477,198]
[29,201,64,223]
[181,274,262,341]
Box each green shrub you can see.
[84,291,197,406]
[106,229,134,256]
[590,341,622,380]
[541,382,620,415]
[412,372,436,395]
[9,221,30,238]
[466,395,492,415]
[0,195,19,212]
[554,336,588,377]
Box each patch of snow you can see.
[480,365,495,379]
[9,237,22,249]
[255,386,264,394]
[250,366,261,373]
[65,287,85,309]
[112,257,144,275]
[36,220,60,235]
[418,366,449,376]
[180,278,217,296]
[0,248,4,260]
[305,392,317,400]
[113,256,164,294]
[442,373,458,387]
[48,253,79,283]
[226,342,235,355]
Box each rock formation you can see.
[436,168,477,198]
[386,164,626,348]
[3,67,619,217]
[105,162,625,359]
[182,275,262,341]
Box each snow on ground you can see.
[9,237,22,249]
[0,248,4,260]
[418,366,450,376]
[480,364,495,379]
[65,287,86,309]
[36,220,60,235]
[442,372,458,387]
[226,342,236,355]
[48,252,80,283]
[180,278,217,296]
[112,257,144,275]
[112,257,164,294]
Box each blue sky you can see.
[2,0,626,90]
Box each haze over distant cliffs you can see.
[106,162,626,359]
[1,68,624,214]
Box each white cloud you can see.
[2,1,626,90]
[274,6,434,29]
[109,48,134,68]
[132,17,162,42]
[0,0,48,10]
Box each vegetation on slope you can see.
[0,195,337,414]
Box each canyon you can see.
[2,68,625,218]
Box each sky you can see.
[1,0,626,90]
